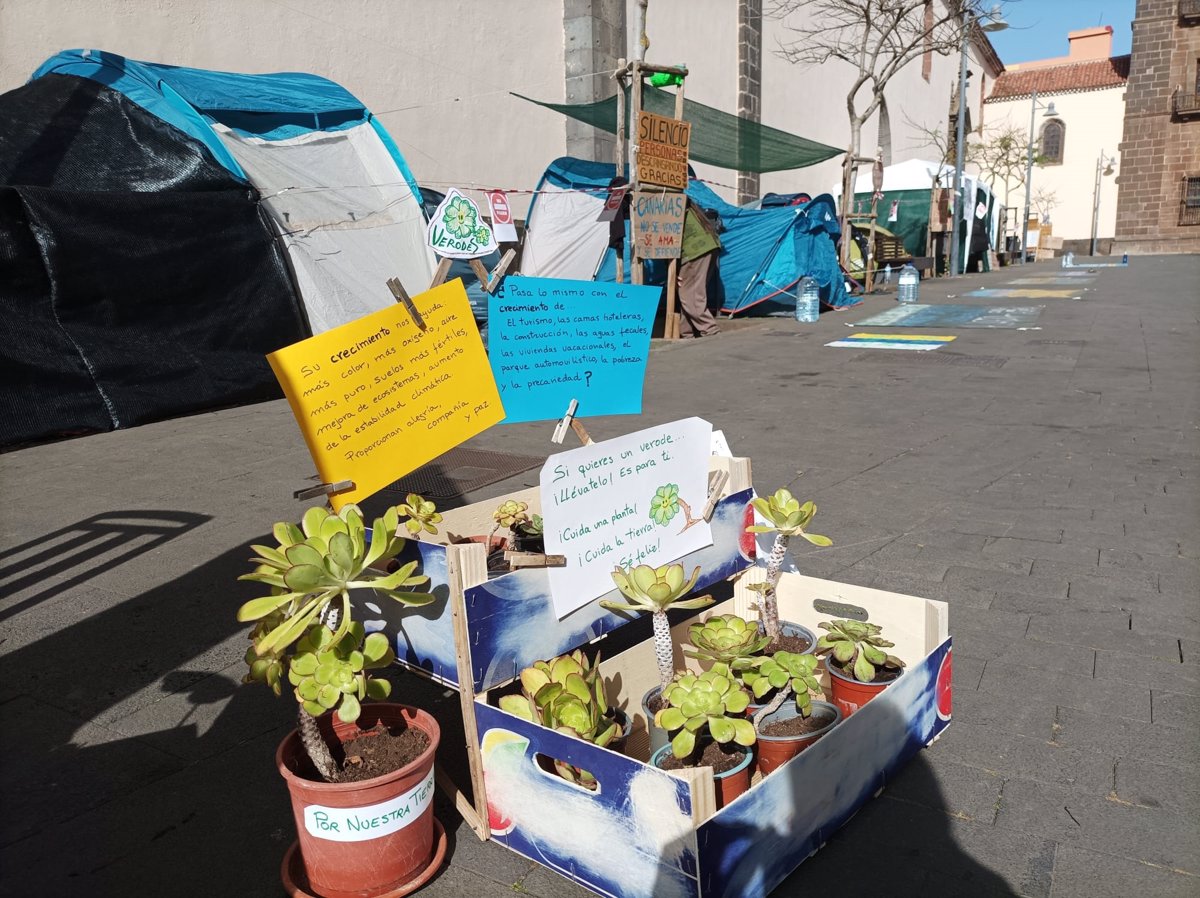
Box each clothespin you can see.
[294,479,354,501]
[701,469,729,522]
[386,278,426,331]
[551,399,593,446]
[504,551,567,569]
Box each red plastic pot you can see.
[754,700,841,776]
[276,703,443,898]
[651,743,755,809]
[825,661,895,718]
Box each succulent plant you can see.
[745,488,832,641]
[601,563,713,693]
[396,493,442,537]
[493,499,531,530]
[655,668,755,761]
[497,650,620,790]
[740,650,824,733]
[683,613,770,669]
[237,503,434,782]
[516,513,543,538]
[816,619,906,683]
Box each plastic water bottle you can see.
[795,277,820,322]
[883,263,893,284]
[897,263,919,303]
[1062,251,1074,268]
[1122,252,1128,265]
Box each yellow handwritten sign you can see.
[268,280,504,510]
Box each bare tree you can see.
[1031,186,1058,223]
[770,0,977,264]
[971,124,1030,208]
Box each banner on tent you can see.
[267,280,504,509]
[487,276,658,423]
[426,189,498,259]
[637,111,690,190]
[631,190,685,259]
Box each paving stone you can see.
[1151,688,1200,729]
[885,755,1005,823]
[1032,560,1160,594]
[1100,547,1199,577]
[932,722,1114,795]
[944,566,1069,599]
[979,661,1150,721]
[989,589,1127,615]
[1053,707,1199,772]
[1047,844,1199,898]
[1094,648,1199,693]
[952,652,987,690]
[994,776,1200,874]
[982,537,1100,567]
[952,686,1058,739]
[954,632,1093,677]
[1027,611,1181,662]
[1114,756,1200,816]
[1133,610,1200,641]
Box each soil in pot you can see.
[656,740,745,776]
[760,712,829,738]
[829,660,903,686]
[337,723,431,784]
[764,621,816,655]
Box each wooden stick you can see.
[485,248,517,293]
[665,258,680,340]
[503,552,567,569]
[630,63,644,287]
[446,543,490,841]
[293,479,354,501]
[468,258,490,288]
[429,256,453,289]
[569,417,593,445]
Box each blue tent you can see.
[522,157,850,313]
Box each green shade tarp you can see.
[514,85,842,173]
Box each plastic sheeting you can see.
[520,183,610,280]
[0,73,307,448]
[216,123,435,333]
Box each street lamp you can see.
[1019,91,1058,264]
[949,4,1007,278]
[1090,150,1117,256]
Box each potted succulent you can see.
[497,649,625,790]
[397,492,443,539]
[600,562,714,753]
[491,499,545,554]
[238,502,446,897]
[650,668,757,808]
[744,488,830,651]
[741,651,841,775]
[815,619,907,717]
[683,612,770,671]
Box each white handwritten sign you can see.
[541,417,714,619]
[426,189,498,259]
[303,768,435,842]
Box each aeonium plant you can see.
[655,668,755,761]
[238,502,435,782]
[683,613,770,671]
[740,650,822,733]
[745,488,831,642]
[600,563,714,695]
[816,619,906,683]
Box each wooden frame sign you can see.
[636,110,690,190]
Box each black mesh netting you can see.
[0,74,308,448]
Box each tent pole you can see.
[630,63,644,288]
[664,80,686,340]
[615,61,628,284]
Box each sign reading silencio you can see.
[637,110,691,190]
[304,768,435,842]
[631,190,685,259]
[426,188,499,259]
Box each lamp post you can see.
[949,5,1007,278]
[1090,150,1117,256]
[1019,91,1057,264]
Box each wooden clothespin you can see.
[429,257,453,288]
[294,479,354,501]
[386,278,427,331]
[701,469,729,522]
[551,399,593,445]
[503,551,567,569]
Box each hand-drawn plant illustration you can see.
[474,225,491,244]
[443,195,478,238]
[649,484,681,526]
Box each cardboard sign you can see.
[541,417,714,619]
[486,190,519,243]
[426,189,499,259]
[486,276,658,423]
[637,111,690,190]
[268,280,504,510]
[597,186,628,223]
[631,190,685,259]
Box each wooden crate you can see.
[473,573,951,898]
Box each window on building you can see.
[1040,119,1065,164]
[1181,175,1200,226]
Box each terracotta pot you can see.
[650,743,754,809]
[753,700,841,776]
[825,660,896,718]
[276,704,443,898]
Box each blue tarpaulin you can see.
[526,158,850,314]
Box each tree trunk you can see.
[752,684,792,734]
[761,533,791,641]
[653,610,674,693]
[839,119,863,268]
[298,706,340,782]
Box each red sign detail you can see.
[487,191,512,224]
[936,648,952,721]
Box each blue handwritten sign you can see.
[487,276,659,424]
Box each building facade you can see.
[1113,0,1200,254]
[0,0,1001,213]
[982,28,1129,251]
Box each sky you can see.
[985,0,1136,64]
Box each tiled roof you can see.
[985,56,1130,101]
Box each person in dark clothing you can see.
[676,199,722,338]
